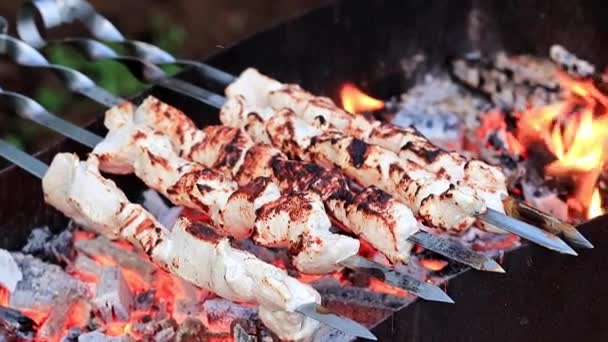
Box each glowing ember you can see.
[0,286,8,307]
[20,307,50,326]
[368,278,408,297]
[12,229,215,341]
[496,73,607,219]
[105,321,130,336]
[340,82,385,114]
[419,258,449,272]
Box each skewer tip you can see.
[481,259,506,273]
[480,209,579,256]
[422,285,455,304]
[560,242,579,256]
[296,303,377,340]
[564,229,594,249]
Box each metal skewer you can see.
[0,136,376,340]
[0,50,460,304]
[21,0,592,251]
[17,0,236,86]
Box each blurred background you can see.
[0,0,326,153]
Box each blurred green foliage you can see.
[1,12,186,152]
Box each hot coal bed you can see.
[2,0,608,341]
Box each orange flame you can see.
[340,83,384,114]
[510,73,607,219]
[589,188,604,219]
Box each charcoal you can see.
[71,254,103,280]
[10,253,88,310]
[0,306,37,341]
[92,267,133,322]
[153,327,176,342]
[133,290,156,311]
[131,318,177,340]
[175,318,206,342]
[232,323,254,342]
[60,327,82,342]
[550,45,595,78]
[452,53,561,111]
[200,299,257,334]
[38,289,82,342]
[75,236,156,282]
[22,227,74,265]
[78,331,134,342]
[0,249,21,292]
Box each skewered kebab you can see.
[215,91,574,254]
[217,69,583,250]
[0,84,455,303]
[0,142,376,341]
[121,96,503,273]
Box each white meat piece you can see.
[225,68,283,109]
[254,191,359,274]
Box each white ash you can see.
[92,267,133,322]
[77,331,134,342]
[200,299,257,334]
[0,249,22,292]
[142,189,182,229]
[22,226,74,264]
[233,323,255,342]
[310,325,354,342]
[392,74,489,150]
[9,252,88,310]
[550,45,595,78]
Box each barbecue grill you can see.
[1,0,607,341]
